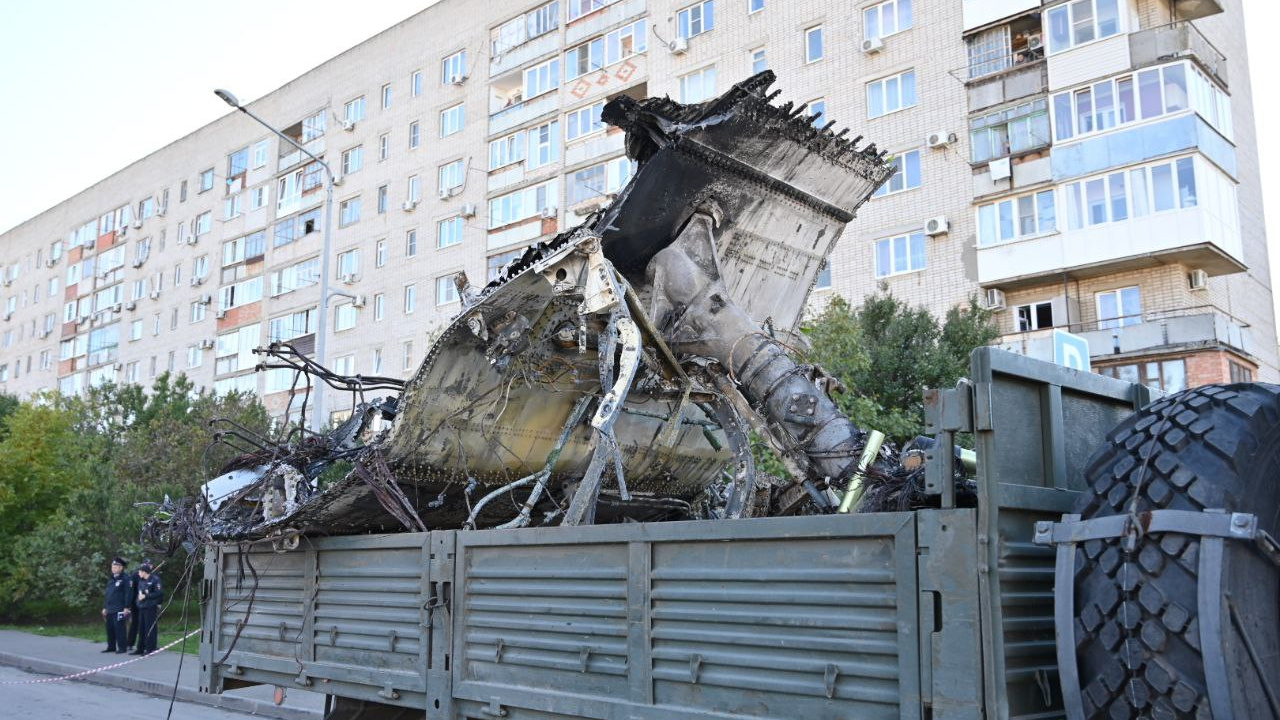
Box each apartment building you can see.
[0,0,1271,424]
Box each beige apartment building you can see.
[0,0,1271,424]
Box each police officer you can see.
[125,558,150,653]
[131,562,164,655]
[101,557,131,654]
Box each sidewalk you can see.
[0,629,324,719]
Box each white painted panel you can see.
[566,0,647,45]
[963,0,1039,32]
[487,220,542,250]
[1046,35,1131,91]
[565,131,625,166]
[487,165,525,193]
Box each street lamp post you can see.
[215,89,335,434]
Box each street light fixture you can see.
[215,88,336,434]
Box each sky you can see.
[0,1,1277,285]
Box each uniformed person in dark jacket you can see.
[131,562,164,655]
[125,558,149,653]
[101,557,131,653]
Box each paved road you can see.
[0,665,263,719]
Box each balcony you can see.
[965,54,1047,113]
[999,307,1249,361]
[566,0,646,45]
[1130,21,1227,87]
[491,32,560,78]
[489,92,559,136]
[1169,0,1224,22]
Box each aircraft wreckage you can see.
[176,71,978,546]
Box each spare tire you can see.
[1071,383,1280,720]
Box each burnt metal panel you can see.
[451,513,921,720]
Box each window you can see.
[525,58,560,99]
[300,110,326,141]
[412,70,424,96]
[874,231,926,277]
[376,239,388,267]
[224,193,244,219]
[251,140,270,169]
[488,250,524,281]
[1099,359,1185,393]
[335,302,358,331]
[1229,360,1253,383]
[199,168,215,192]
[409,121,421,149]
[377,185,388,214]
[489,180,559,228]
[402,340,414,371]
[678,1,715,39]
[872,150,922,197]
[815,263,831,289]
[195,211,212,236]
[749,0,764,13]
[187,345,204,369]
[1096,286,1141,329]
[750,48,767,74]
[341,145,363,175]
[438,217,465,248]
[379,133,390,160]
[374,293,386,321]
[130,320,143,341]
[532,121,563,170]
[382,83,393,110]
[218,277,264,311]
[490,131,526,170]
[565,19,648,80]
[439,160,465,193]
[566,102,605,141]
[273,208,320,247]
[180,180,188,202]
[337,249,360,278]
[338,197,362,227]
[809,99,827,125]
[492,2,560,55]
[190,300,206,323]
[268,309,315,343]
[250,185,269,210]
[269,257,320,297]
[1052,61,1227,142]
[344,97,366,124]
[442,50,467,84]
[406,229,419,257]
[1061,157,1197,231]
[867,70,917,118]
[404,283,417,314]
[679,66,718,103]
[805,26,824,63]
[971,99,1050,163]
[407,175,422,203]
[440,104,465,137]
[568,0,620,21]
[977,189,1057,246]
[193,255,210,279]
[1015,301,1055,331]
[570,157,635,205]
[1046,0,1120,55]
[227,148,249,179]
[436,275,460,305]
[864,0,913,41]
[372,348,384,374]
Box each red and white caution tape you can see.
[0,629,201,685]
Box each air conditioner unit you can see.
[132,258,145,268]
[402,200,418,212]
[984,288,1007,311]
[199,294,212,305]
[668,37,689,55]
[332,174,344,187]
[124,301,136,311]
[924,216,950,236]
[449,74,467,85]
[861,37,884,54]
[46,258,57,268]
[117,226,128,238]
[1188,268,1209,290]
[988,157,1012,181]
[182,234,196,245]
[352,294,367,308]
[199,338,215,350]
[340,273,358,285]
[1,312,10,322]
[438,188,452,200]
[190,276,204,287]
[36,329,46,339]
[1027,34,1043,51]
[927,131,956,148]
[342,119,357,132]
[215,309,228,319]
[113,362,123,371]
[460,203,477,218]
[111,303,122,313]
[156,205,167,217]
[149,290,160,300]
[539,206,557,219]
[132,219,143,229]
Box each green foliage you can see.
[0,374,269,622]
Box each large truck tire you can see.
[1072,383,1280,720]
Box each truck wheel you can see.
[1072,383,1280,720]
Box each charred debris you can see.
[148,71,978,552]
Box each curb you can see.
[0,651,322,720]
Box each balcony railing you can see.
[999,306,1250,358]
[1130,21,1227,87]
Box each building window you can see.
[218,277,264,312]
[566,102,605,142]
[199,168,215,193]
[404,283,417,314]
[440,103,465,137]
[750,47,767,74]
[374,293,385,321]
[341,145,363,175]
[251,140,270,169]
[815,262,831,289]
[439,160,465,194]
[250,185,269,210]
[436,275,460,305]
[442,50,467,84]
[808,99,827,125]
[1046,0,1121,55]
[195,211,212,236]
[1052,61,1228,143]
[382,83,393,110]
[376,239,388,267]
[402,340,414,371]
[406,229,419,257]
[805,26,824,63]
[377,184,388,214]
[488,250,524,281]
[344,96,366,124]
[409,121,421,149]
[679,66,718,104]
[438,217,465,248]
[874,231,926,277]
[407,175,422,203]
[1229,360,1253,383]
[335,302,358,331]
[224,193,244,219]
[971,99,1050,163]
[412,70,423,96]
[749,0,764,13]
[1098,358,1186,393]
[490,131,526,170]
[338,197,362,227]
[678,1,715,39]
[864,0,913,41]
[227,148,249,178]
[379,133,390,160]
[337,249,360,278]
[867,70,917,118]
[872,149,922,197]
[568,0,619,21]
[977,189,1057,246]
[488,180,559,228]
[569,157,635,205]
[1015,301,1055,331]
[565,19,647,80]
[492,1,560,55]
[1095,286,1141,329]
[1062,157,1197,231]
[524,57,560,99]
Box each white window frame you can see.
[1046,0,1122,55]
[436,275,460,306]
[874,231,927,278]
[438,216,464,248]
[864,0,913,42]
[1095,285,1141,329]
[440,103,465,137]
[441,50,467,84]
[677,1,715,39]
[866,69,917,119]
[976,189,1059,246]
[804,25,824,64]
[872,149,922,198]
[679,66,718,104]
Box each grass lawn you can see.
[1,605,203,655]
